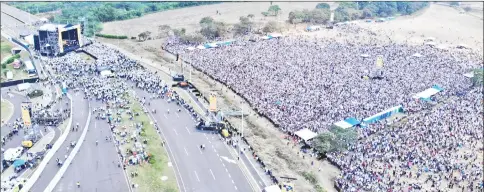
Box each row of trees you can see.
[312,126,358,155]
[333,2,429,23]
[10,2,219,37]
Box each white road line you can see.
[222,163,225,167]
[235,186,238,190]
[231,180,234,184]
[176,113,180,118]
[226,168,229,173]
[228,174,231,178]
[209,169,216,180]
[173,129,179,135]
[163,113,167,119]
[208,140,211,144]
[194,171,200,182]
[184,147,189,156]
[40,129,44,137]
[198,147,203,154]
[185,126,191,134]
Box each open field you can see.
[98,2,483,192]
[113,94,178,192]
[101,2,336,36]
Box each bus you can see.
[24,60,36,77]
[21,104,31,127]
[61,82,67,94]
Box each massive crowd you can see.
[163,34,483,191]
[164,35,482,133]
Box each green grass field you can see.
[113,95,178,192]
[0,37,37,82]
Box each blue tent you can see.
[13,159,26,168]
[344,117,361,126]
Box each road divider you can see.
[43,102,91,192]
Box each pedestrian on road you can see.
[76,181,80,188]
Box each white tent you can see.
[294,128,318,141]
[263,185,282,192]
[6,71,13,80]
[463,72,474,78]
[17,83,31,91]
[334,120,353,129]
[4,147,23,161]
[196,45,206,50]
[360,54,370,58]
[269,33,282,38]
[186,47,196,51]
[100,70,114,78]
[424,42,436,46]
[412,53,423,57]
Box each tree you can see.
[261,12,270,17]
[199,16,214,26]
[158,24,172,37]
[262,21,280,33]
[449,2,460,6]
[233,16,254,35]
[471,69,483,87]
[200,21,229,39]
[137,31,151,41]
[268,5,281,16]
[312,126,358,154]
[309,9,331,24]
[463,6,472,12]
[312,132,334,154]
[172,28,186,36]
[316,3,330,10]
[247,14,255,19]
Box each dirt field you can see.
[101,2,336,36]
[99,2,483,192]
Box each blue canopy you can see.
[13,159,26,168]
[344,117,361,126]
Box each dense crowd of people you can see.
[164,35,482,133]
[163,34,483,191]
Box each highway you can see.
[30,92,89,192]
[133,87,253,192]
[53,100,130,192]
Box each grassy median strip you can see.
[113,95,178,192]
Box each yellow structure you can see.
[21,104,31,127]
[209,94,217,112]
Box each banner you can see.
[21,104,31,127]
[376,55,384,68]
[209,95,217,112]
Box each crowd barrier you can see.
[0,77,39,87]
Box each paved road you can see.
[30,92,89,192]
[134,87,253,192]
[53,100,130,192]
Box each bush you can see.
[2,54,21,65]
[1,63,6,69]
[95,34,128,39]
[262,21,281,33]
[27,90,44,98]
[316,3,330,10]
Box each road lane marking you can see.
[209,169,216,180]
[232,180,234,184]
[173,129,179,135]
[226,168,229,173]
[198,147,203,154]
[185,126,191,134]
[235,186,238,190]
[228,174,231,178]
[163,113,167,119]
[194,171,200,182]
[176,113,180,118]
[222,163,225,167]
[184,147,189,156]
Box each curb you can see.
[20,93,73,192]
[43,102,91,192]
